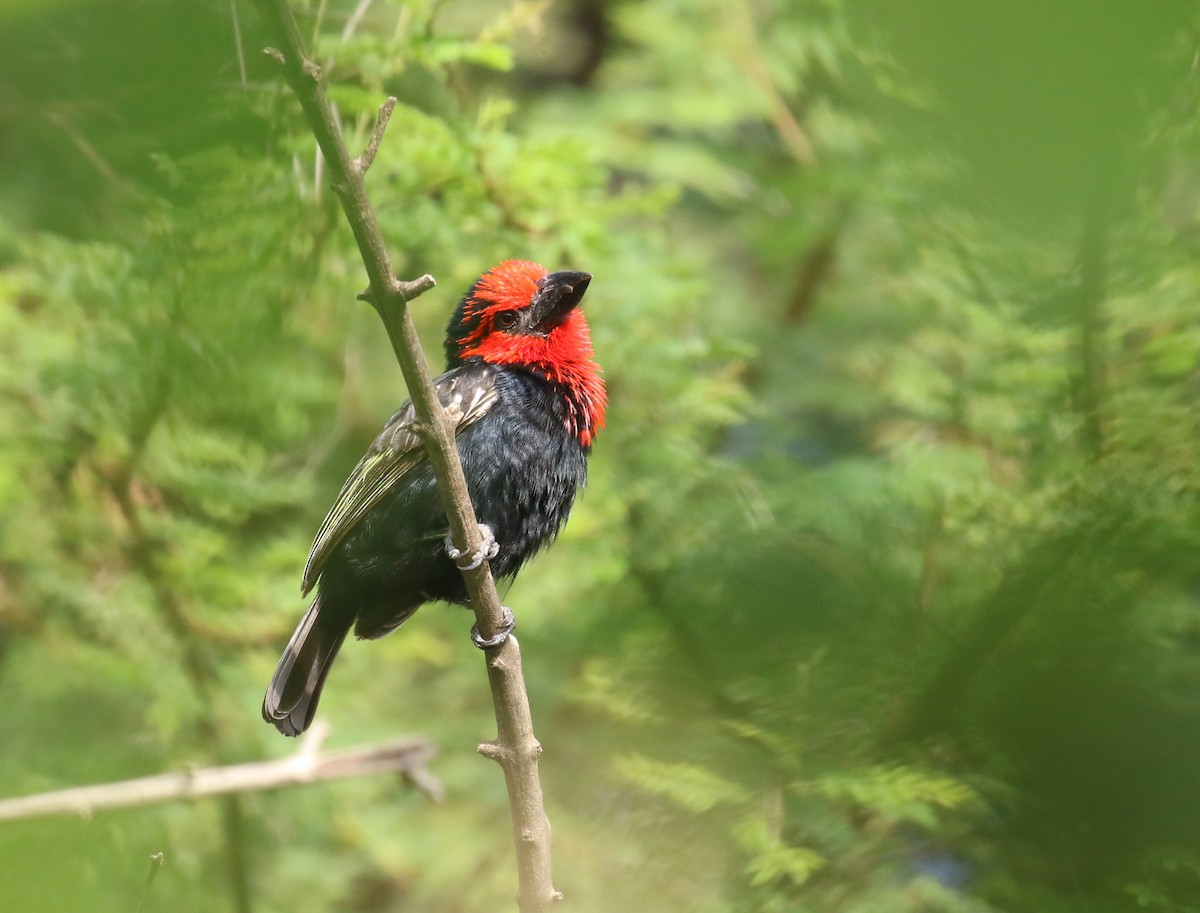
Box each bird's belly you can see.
[463,427,587,579]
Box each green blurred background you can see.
[2,0,1200,910]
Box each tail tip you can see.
[262,697,309,738]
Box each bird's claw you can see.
[445,524,499,572]
[471,606,516,650]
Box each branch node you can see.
[356,97,397,174]
[263,46,285,65]
[487,650,510,671]
[477,740,505,762]
[301,58,322,83]
[355,279,412,306]
[397,273,437,301]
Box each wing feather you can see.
[300,363,499,594]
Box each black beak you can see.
[531,270,592,329]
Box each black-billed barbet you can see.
[263,261,605,736]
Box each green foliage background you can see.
[2,1,1200,911]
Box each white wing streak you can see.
[300,364,499,594]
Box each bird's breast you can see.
[457,371,590,576]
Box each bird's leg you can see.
[444,525,513,647]
[444,523,499,572]
[471,606,516,650]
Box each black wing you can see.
[300,362,500,594]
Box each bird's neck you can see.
[462,313,606,448]
[526,359,606,449]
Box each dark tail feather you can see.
[262,594,353,737]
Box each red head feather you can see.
[448,259,606,447]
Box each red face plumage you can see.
[456,260,547,351]
[455,259,607,447]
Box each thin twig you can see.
[44,108,123,184]
[735,0,815,165]
[341,0,375,42]
[230,0,248,88]
[133,853,165,913]
[357,97,396,174]
[0,724,440,823]
[255,2,560,909]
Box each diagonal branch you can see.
[0,723,440,823]
[254,2,559,909]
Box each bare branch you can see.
[357,96,396,174]
[341,0,375,42]
[398,272,437,299]
[254,1,560,908]
[0,725,439,823]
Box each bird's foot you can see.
[445,524,499,572]
[471,606,516,650]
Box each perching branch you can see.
[0,723,439,823]
[254,2,560,909]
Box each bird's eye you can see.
[495,311,519,331]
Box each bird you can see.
[263,260,606,736]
